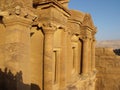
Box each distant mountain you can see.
[96,40,120,49]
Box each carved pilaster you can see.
[3,15,34,87]
[91,39,96,71]
[59,30,68,89]
[82,36,89,75]
[58,0,70,8]
[42,25,57,90]
[71,35,79,75]
[1,2,37,88]
[88,38,92,73]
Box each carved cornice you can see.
[58,0,69,4]
[82,13,95,30]
[0,2,37,27]
[68,18,82,25]
[81,25,93,33]
[57,0,69,8]
[3,16,33,27]
[33,0,70,17]
[0,0,37,22]
[91,27,97,36]
[33,0,70,35]
[69,10,85,25]
[0,0,33,13]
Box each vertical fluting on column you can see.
[82,37,89,74]
[43,26,56,90]
[91,39,96,71]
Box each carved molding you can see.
[33,0,70,17]
[38,22,69,34]
[0,0,32,11]
[3,16,33,27]
[82,13,95,30]
[41,22,57,34]
[0,0,37,23]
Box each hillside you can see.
[96,40,120,49]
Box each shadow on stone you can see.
[67,86,77,90]
[0,67,41,90]
[113,49,120,56]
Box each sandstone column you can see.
[82,37,89,74]
[71,35,79,74]
[60,31,68,89]
[43,26,56,90]
[91,39,96,71]
[88,38,92,72]
[2,1,36,88]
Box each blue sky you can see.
[68,0,120,40]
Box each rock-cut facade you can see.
[0,0,97,90]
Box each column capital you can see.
[92,38,97,44]
[93,38,96,42]
[82,36,90,42]
[71,35,79,42]
[42,23,57,34]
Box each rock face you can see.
[96,40,120,90]
[95,47,120,90]
[0,0,97,90]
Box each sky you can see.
[68,0,120,41]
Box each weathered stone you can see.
[95,47,120,90]
[0,0,97,90]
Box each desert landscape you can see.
[97,40,120,49]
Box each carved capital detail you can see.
[0,6,37,28]
[81,36,90,42]
[71,35,79,42]
[41,22,57,34]
[0,2,37,23]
